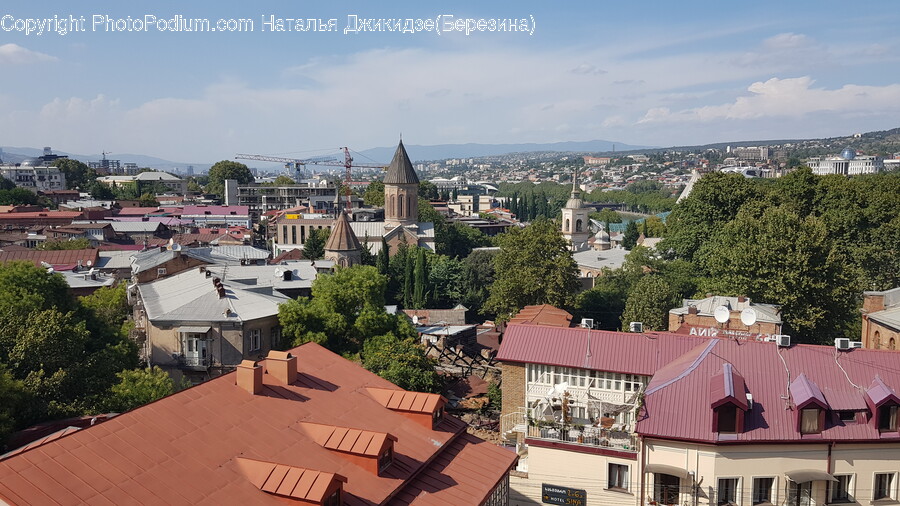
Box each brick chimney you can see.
[688,306,699,315]
[266,351,297,384]
[236,360,263,394]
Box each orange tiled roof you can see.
[0,343,515,505]
[366,387,445,414]
[235,457,345,502]
[508,304,573,327]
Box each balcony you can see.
[525,423,638,452]
[177,354,213,371]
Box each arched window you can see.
[565,219,570,232]
[339,258,347,267]
[576,219,583,232]
[390,195,396,216]
[399,194,404,216]
[890,337,896,351]
[874,331,882,349]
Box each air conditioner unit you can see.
[581,318,594,329]
[851,341,863,349]
[835,338,851,351]
[629,321,644,333]
[775,334,791,347]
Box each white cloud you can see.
[0,44,56,64]
[640,77,900,123]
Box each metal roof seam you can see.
[646,340,718,395]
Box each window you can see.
[607,463,629,491]
[830,474,852,503]
[717,405,738,433]
[717,478,739,505]
[248,329,261,352]
[875,472,896,500]
[565,218,570,232]
[378,446,393,472]
[653,473,680,505]
[270,327,281,349]
[838,410,856,423]
[157,267,167,275]
[877,405,898,432]
[788,481,812,506]
[752,477,774,505]
[800,408,821,434]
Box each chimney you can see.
[688,305,699,315]
[236,360,263,394]
[737,296,747,303]
[235,360,263,395]
[265,351,298,384]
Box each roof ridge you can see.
[646,340,718,395]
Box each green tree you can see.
[206,160,254,196]
[620,275,676,331]
[53,159,97,190]
[87,181,115,200]
[271,175,296,185]
[574,274,630,331]
[79,284,130,338]
[106,366,181,412]
[376,237,390,274]
[36,238,92,250]
[279,266,397,353]
[413,247,427,309]
[418,181,439,200]
[428,254,463,309]
[362,333,441,393]
[303,228,330,261]
[437,222,491,259]
[484,218,579,322]
[622,221,640,250]
[363,180,385,206]
[403,250,414,308]
[0,364,25,446]
[0,188,40,206]
[460,248,497,317]
[137,193,159,206]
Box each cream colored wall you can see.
[645,439,900,506]
[514,445,640,506]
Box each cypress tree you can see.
[413,247,427,309]
[376,236,390,274]
[403,248,414,308]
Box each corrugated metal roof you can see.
[0,343,516,505]
[670,295,782,323]
[869,307,900,331]
[638,339,900,443]
[297,422,395,457]
[497,324,708,376]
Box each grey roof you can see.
[60,270,116,289]
[204,260,331,291]
[383,141,420,185]
[97,250,134,270]
[869,307,900,331]
[137,268,288,323]
[135,171,182,182]
[109,221,165,233]
[669,295,782,324]
[131,248,190,274]
[573,247,629,271]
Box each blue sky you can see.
[1,1,899,163]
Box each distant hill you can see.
[357,140,653,162]
[0,146,209,173]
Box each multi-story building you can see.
[499,323,900,506]
[226,179,337,220]
[181,205,252,228]
[807,150,884,176]
[0,161,66,192]
[668,295,782,340]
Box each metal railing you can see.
[178,354,213,370]
[525,422,638,452]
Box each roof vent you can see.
[236,360,263,395]
[629,321,644,333]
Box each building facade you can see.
[861,287,900,351]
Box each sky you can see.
[1,1,899,163]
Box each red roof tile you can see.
[508,304,573,327]
[0,343,515,505]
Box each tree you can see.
[36,238,92,250]
[403,249,414,308]
[363,180,385,206]
[461,249,497,317]
[87,181,115,200]
[362,333,441,393]
[271,175,296,185]
[376,237,390,274]
[622,221,640,250]
[53,159,97,190]
[418,181,439,200]
[484,218,580,322]
[428,254,463,309]
[137,193,159,207]
[620,275,676,331]
[0,364,25,446]
[206,160,254,196]
[0,188,40,206]
[106,366,181,412]
[437,222,491,259]
[303,228,330,260]
[413,247,427,309]
[279,266,399,353]
[79,283,130,338]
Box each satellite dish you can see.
[86,260,93,267]
[741,307,758,326]
[412,315,419,325]
[714,305,731,324]
[171,244,182,252]
[46,267,54,274]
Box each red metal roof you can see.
[235,457,345,502]
[297,422,396,457]
[0,249,100,270]
[497,324,709,376]
[0,343,516,505]
[638,339,900,443]
[366,387,445,414]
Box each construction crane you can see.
[235,148,386,211]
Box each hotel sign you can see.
[688,326,771,342]
[542,484,586,505]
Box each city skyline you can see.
[1,0,899,163]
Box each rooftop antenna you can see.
[713,305,730,325]
[740,307,758,327]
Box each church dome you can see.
[20,157,43,166]
[841,147,856,160]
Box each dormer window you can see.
[878,404,899,432]
[433,407,444,426]
[800,408,821,434]
[716,405,738,433]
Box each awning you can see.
[644,463,692,480]
[177,326,211,334]
[785,470,837,483]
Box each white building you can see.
[0,160,66,191]
[808,149,883,176]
